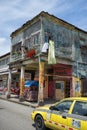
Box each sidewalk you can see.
[0,94,56,108]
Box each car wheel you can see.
[35,115,46,130]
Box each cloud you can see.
[0,0,58,22]
[54,0,87,31]
[0,0,59,36]
[0,0,60,56]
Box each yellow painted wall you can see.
[55,81,65,100]
[73,77,81,97]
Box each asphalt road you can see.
[0,99,35,130]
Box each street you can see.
[0,99,35,130]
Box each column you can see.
[6,69,11,99]
[70,78,74,97]
[19,65,25,101]
[38,56,45,106]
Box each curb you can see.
[0,96,38,108]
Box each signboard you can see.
[53,64,72,76]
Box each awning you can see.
[24,80,38,87]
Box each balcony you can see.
[0,65,8,69]
[10,44,41,62]
[10,54,22,62]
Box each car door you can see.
[46,100,73,130]
[67,100,87,130]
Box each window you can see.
[33,33,40,45]
[55,81,64,92]
[25,38,31,49]
[80,37,85,46]
[5,57,10,64]
[1,60,5,66]
[72,101,87,116]
[55,100,73,113]
[25,32,40,50]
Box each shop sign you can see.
[53,64,72,76]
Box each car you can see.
[31,97,87,130]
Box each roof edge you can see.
[10,11,87,37]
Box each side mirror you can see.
[50,106,59,111]
[50,106,55,110]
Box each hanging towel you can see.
[48,40,56,64]
[41,42,48,53]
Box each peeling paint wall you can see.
[42,17,74,59]
[42,17,87,78]
[73,77,81,97]
[11,15,87,78]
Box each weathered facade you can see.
[7,11,87,104]
[0,53,20,95]
[0,53,10,89]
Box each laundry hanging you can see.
[48,40,56,64]
[41,42,48,53]
[41,33,49,53]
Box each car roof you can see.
[63,97,87,101]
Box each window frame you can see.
[72,101,87,117]
[54,100,73,113]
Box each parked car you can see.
[31,97,87,130]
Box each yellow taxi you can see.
[31,97,87,130]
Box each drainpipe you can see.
[21,33,25,59]
[19,65,25,101]
[6,68,11,99]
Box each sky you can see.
[0,0,87,56]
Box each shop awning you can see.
[24,80,38,87]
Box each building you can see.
[6,11,87,104]
[0,52,10,89]
[0,52,20,95]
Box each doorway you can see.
[65,81,70,98]
[48,76,54,98]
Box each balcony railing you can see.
[10,54,22,62]
[10,44,41,62]
[0,65,8,69]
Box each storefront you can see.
[45,63,73,100]
[0,74,8,88]
[8,11,87,104]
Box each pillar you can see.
[19,65,25,101]
[38,56,45,106]
[70,78,74,97]
[6,69,11,99]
